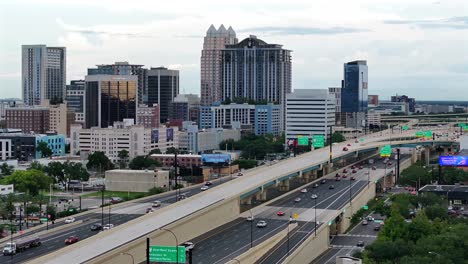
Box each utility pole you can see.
[101,186,104,227]
[396,148,401,181]
[174,151,178,202]
[329,125,333,164]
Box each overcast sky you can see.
[1,0,467,101]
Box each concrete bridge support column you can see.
[411,149,418,164]
[255,191,267,201]
[312,170,318,180]
[425,148,430,166]
[443,146,449,155]
[323,164,332,175]
[241,196,252,205]
[278,179,290,192]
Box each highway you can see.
[190,155,409,264]
[32,126,457,264]
[0,177,233,263]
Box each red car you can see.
[351,165,356,169]
[65,235,79,245]
[359,166,363,170]
[277,211,285,216]
[352,170,357,173]
[335,177,341,181]
[350,176,356,181]
[343,169,348,173]
[347,144,351,146]
[343,147,348,151]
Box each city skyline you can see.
[1,0,468,101]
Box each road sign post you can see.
[298,136,309,146]
[149,245,186,263]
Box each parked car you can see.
[311,194,318,199]
[152,201,162,208]
[352,170,357,173]
[237,172,243,176]
[90,223,103,231]
[351,165,356,169]
[110,197,123,204]
[335,173,340,177]
[182,242,195,252]
[64,236,79,245]
[357,241,365,247]
[294,197,301,203]
[342,174,347,178]
[201,186,209,191]
[256,220,267,228]
[347,144,351,146]
[372,166,377,170]
[146,208,154,214]
[300,188,307,193]
[359,166,363,170]
[335,177,340,181]
[64,217,75,224]
[103,224,114,230]
[277,211,285,216]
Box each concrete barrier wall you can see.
[283,223,330,264]
[86,197,241,264]
[226,223,298,264]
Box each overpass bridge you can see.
[31,128,459,264]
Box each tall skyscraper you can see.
[147,67,179,123]
[22,45,66,105]
[84,75,138,128]
[222,35,292,130]
[66,80,85,123]
[200,24,237,105]
[341,60,368,128]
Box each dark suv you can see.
[90,223,103,231]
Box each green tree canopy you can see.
[87,151,113,172]
[0,163,14,176]
[148,148,162,156]
[2,169,53,196]
[62,161,89,182]
[129,156,160,170]
[331,132,346,143]
[37,141,53,158]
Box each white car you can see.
[103,224,114,230]
[300,188,307,193]
[182,242,195,252]
[256,220,267,228]
[152,200,161,208]
[201,186,209,191]
[246,216,254,222]
[294,197,302,203]
[311,194,318,199]
[64,217,75,224]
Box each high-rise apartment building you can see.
[169,94,200,122]
[146,67,179,123]
[22,45,66,105]
[66,80,85,123]
[286,89,335,143]
[84,75,138,128]
[200,25,237,105]
[341,60,368,128]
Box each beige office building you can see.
[105,169,170,192]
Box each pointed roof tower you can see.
[227,26,236,37]
[218,24,227,35]
[207,24,217,36]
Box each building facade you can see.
[254,104,281,136]
[286,89,335,143]
[178,123,241,153]
[105,169,170,192]
[368,95,379,106]
[70,123,178,163]
[341,60,368,128]
[84,75,138,128]
[201,24,237,106]
[211,103,255,131]
[66,80,85,123]
[22,45,66,106]
[149,154,202,168]
[5,107,50,133]
[0,133,36,161]
[391,95,415,113]
[48,102,71,136]
[35,134,66,158]
[169,94,200,122]
[136,104,160,128]
[146,67,179,123]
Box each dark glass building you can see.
[341,60,368,113]
[84,75,137,128]
[391,95,415,113]
[147,67,179,123]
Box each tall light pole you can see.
[121,252,135,264]
[249,210,253,248]
[314,196,317,236]
[158,228,179,264]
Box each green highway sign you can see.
[362,205,369,210]
[312,135,325,148]
[298,136,309,146]
[40,218,48,223]
[380,145,392,157]
[402,125,409,131]
[359,138,364,142]
[424,130,433,139]
[149,245,186,263]
[415,131,424,138]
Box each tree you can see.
[0,163,14,176]
[28,161,46,171]
[37,141,53,158]
[45,161,64,183]
[62,161,89,182]
[118,149,129,169]
[148,187,165,195]
[232,159,257,169]
[129,156,160,170]
[148,148,162,156]
[331,132,346,143]
[86,151,113,173]
[2,170,53,196]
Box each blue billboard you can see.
[151,129,159,143]
[201,154,231,164]
[167,128,174,142]
[439,156,468,167]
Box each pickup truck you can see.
[3,237,41,255]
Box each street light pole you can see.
[250,210,253,248]
[314,196,317,236]
[121,252,135,264]
[158,228,179,264]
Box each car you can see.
[65,235,79,245]
[387,162,392,166]
[367,216,374,221]
[294,197,302,203]
[201,186,209,191]
[237,172,243,176]
[90,223,103,231]
[313,183,319,188]
[372,166,376,170]
[351,165,356,169]
[335,173,340,177]
[277,211,285,216]
[146,208,154,213]
[350,176,356,181]
[357,241,365,247]
[152,200,162,208]
[342,147,348,151]
[329,185,335,189]
[321,179,326,184]
[103,224,114,230]
[374,225,381,231]
[64,217,75,224]
[182,242,195,252]
[178,194,187,200]
[342,174,347,178]
[58,198,69,203]
[256,220,267,228]
[311,194,318,199]
[110,197,123,204]
[342,169,348,173]
[362,220,368,225]
[300,188,307,193]
[335,177,340,181]
[352,170,357,173]
[347,144,351,146]
[359,166,363,170]
[204,181,213,186]
[246,216,254,222]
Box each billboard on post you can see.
[151,129,159,143]
[439,156,468,167]
[167,128,174,142]
[201,154,231,164]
